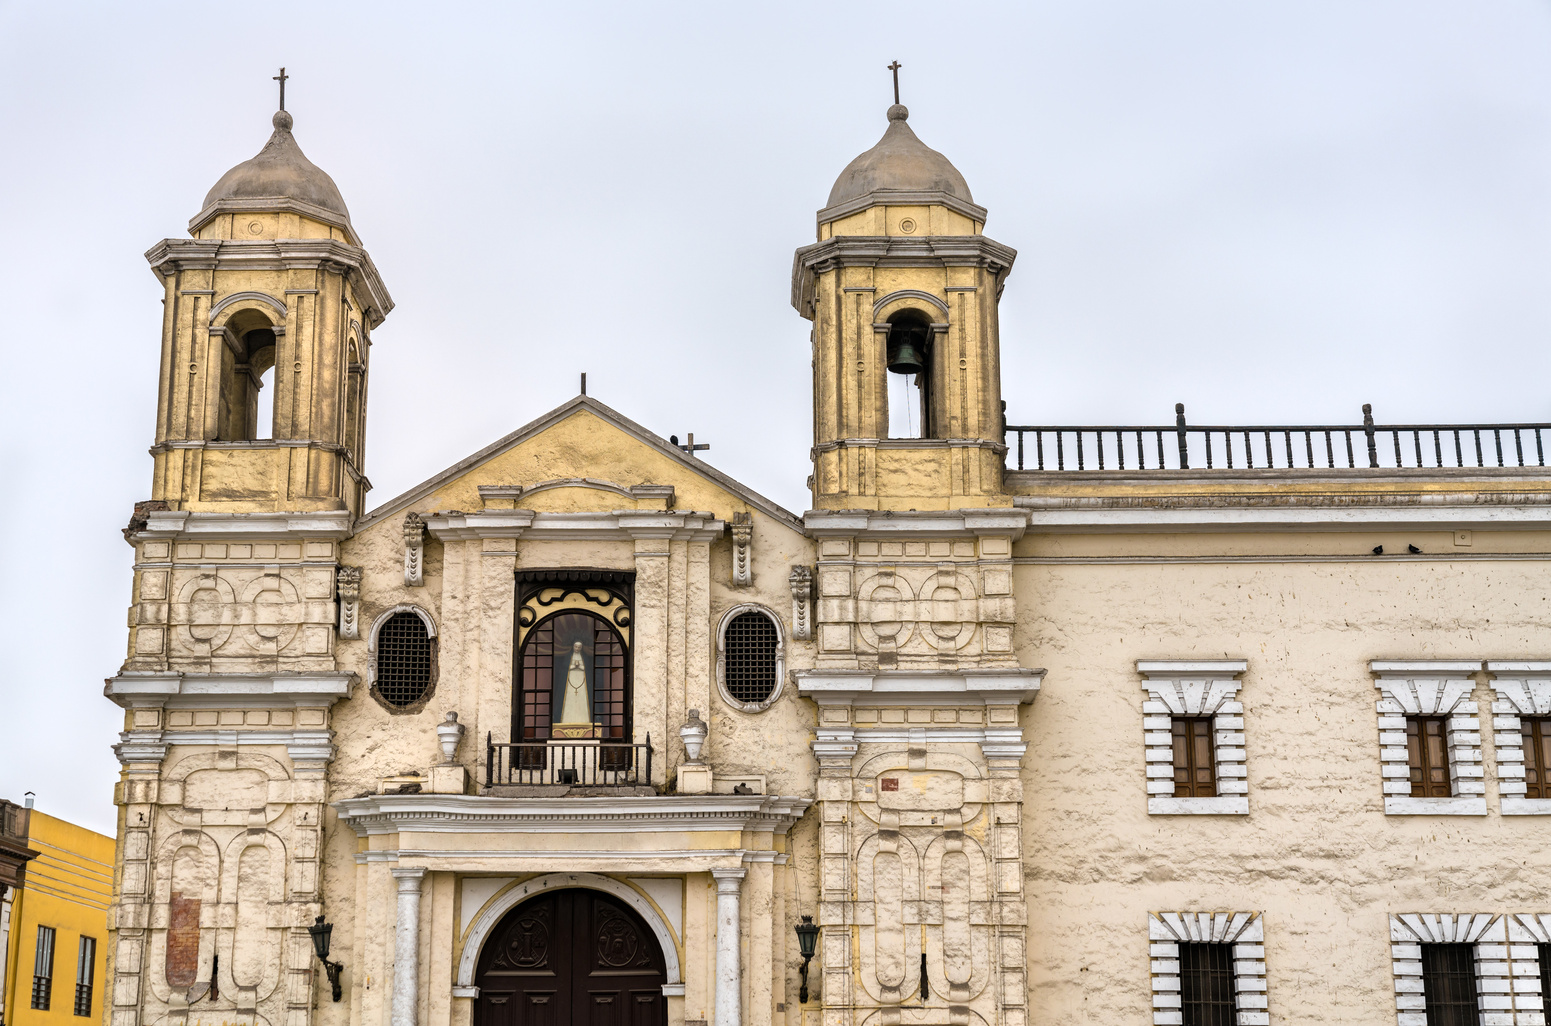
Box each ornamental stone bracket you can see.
[731,512,753,587]
[336,565,362,640]
[789,565,814,641]
[403,512,426,586]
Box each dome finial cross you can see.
[887,61,902,105]
[273,67,289,112]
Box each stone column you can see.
[712,868,747,1026]
[391,868,426,1026]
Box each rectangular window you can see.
[1178,942,1235,1025]
[32,924,55,1010]
[75,936,96,1017]
[1172,717,1217,798]
[1523,718,1551,800]
[1408,717,1453,797]
[1421,943,1479,1025]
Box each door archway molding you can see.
[454,871,682,996]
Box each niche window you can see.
[368,607,437,711]
[1139,661,1248,815]
[514,571,634,756]
[1147,913,1267,1026]
[716,605,785,712]
[884,309,933,439]
[1407,717,1452,797]
[1171,718,1217,798]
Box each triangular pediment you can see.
[355,396,802,531]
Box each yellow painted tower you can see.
[792,100,1016,511]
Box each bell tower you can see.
[144,103,392,515]
[792,98,1016,511]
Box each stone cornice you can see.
[810,438,1008,457]
[803,508,1029,540]
[145,237,393,328]
[791,235,1017,316]
[816,189,989,227]
[333,793,811,836]
[128,509,354,542]
[794,668,1044,707]
[105,671,355,709]
[112,728,335,765]
[424,509,725,543]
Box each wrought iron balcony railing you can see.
[485,734,653,788]
[1005,404,1550,472]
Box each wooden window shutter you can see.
[1172,717,1217,798]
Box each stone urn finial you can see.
[437,711,465,764]
[680,709,708,764]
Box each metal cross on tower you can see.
[273,67,289,111]
[888,61,902,104]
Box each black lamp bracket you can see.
[320,957,344,1002]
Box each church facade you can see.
[103,91,1551,1026]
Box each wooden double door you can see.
[474,888,667,1026]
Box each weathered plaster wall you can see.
[1013,538,1551,1024]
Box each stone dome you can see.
[825,104,973,210]
[202,110,350,220]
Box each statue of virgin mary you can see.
[557,640,592,727]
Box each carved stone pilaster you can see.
[731,512,753,587]
[789,565,814,641]
[403,512,426,587]
[336,565,362,640]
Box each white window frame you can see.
[1139,660,1249,815]
[1148,911,1267,1025]
[366,604,439,704]
[1388,913,1507,1025]
[1371,661,1486,815]
[715,603,786,713]
[1506,914,1551,1021]
[1486,662,1551,816]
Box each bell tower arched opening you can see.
[885,308,933,439]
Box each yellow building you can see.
[101,79,1551,1026]
[2,806,113,1026]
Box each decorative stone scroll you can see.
[336,566,362,640]
[403,512,426,587]
[731,512,753,587]
[789,565,813,641]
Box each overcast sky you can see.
[4,1,1551,835]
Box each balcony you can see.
[483,735,654,796]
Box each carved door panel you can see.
[475,888,666,1026]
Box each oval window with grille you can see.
[373,609,435,709]
[719,609,782,711]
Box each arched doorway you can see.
[474,887,667,1026]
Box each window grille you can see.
[32,925,55,1010]
[1540,944,1551,1021]
[723,611,778,705]
[1408,717,1452,797]
[74,936,95,1017]
[1523,718,1551,799]
[375,611,433,707]
[1172,717,1217,798]
[1421,943,1479,1025]
[1178,942,1235,1026]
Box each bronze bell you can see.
[886,331,927,376]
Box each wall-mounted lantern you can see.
[795,915,820,1003]
[307,915,345,1001]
